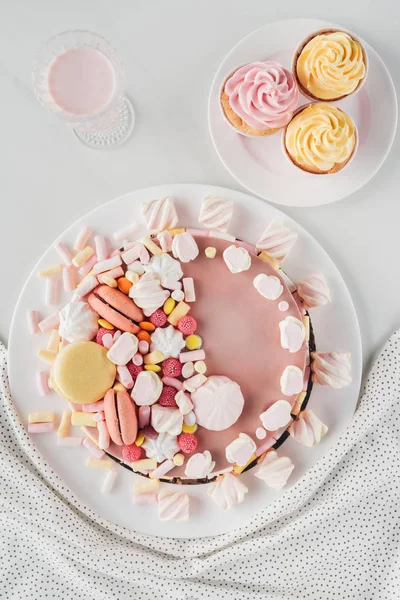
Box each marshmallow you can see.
[107,332,139,366]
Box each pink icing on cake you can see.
[224,61,299,130]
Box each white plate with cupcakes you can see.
[8,184,362,538]
[209,18,397,207]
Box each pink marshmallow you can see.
[138,406,151,428]
[78,253,97,277]
[113,330,121,342]
[182,277,196,302]
[54,241,73,266]
[124,241,136,251]
[132,353,143,366]
[101,469,118,493]
[63,266,76,292]
[236,240,257,255]
[162,278,182,291]
[83,437,104,459]
[138,245,150,265]
[28,422,54,434]
[184,374,206,390]
[161,377,184,391]
[82,400,105,413]
[102,333,114,350]
[97,420,110,450]
[150,459,174,479]
[74,227,92,251]
[132,494,158,505]
[121,245,141,265]
[97,266,124,283]
[74,275,98,298]
[27,310,39,334]
[138,340,149,355]
[92,255,122,275]
[94,235,108,261]
[117,365,134,389]
[179,350,205,363]
[93,412,105,422]
[57,436,82,447]
[38,312,60,333]
[186,228,209,237]
[45,276,59,307]
[60,338,69,349]
[36,371,50,396]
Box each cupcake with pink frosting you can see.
[220,61,299,137]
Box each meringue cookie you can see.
[222,245,251,274]
[297,273,331,309]
[191,375,244,431]
[58,301,98,343]
[142,197,178,234]
[158,490,189,521]
[289,409,328,447]
[185,450,215,479]
[129,272,170,317]
[142,432,179,463]
[311,352,352,388]
[198,195,234,232]
[279,316,306,353]
[152,405,183,436]
[260,400,292,431]
[172,232,199,263]
[253,273,283,300]
[256,219,298,263]
[280,365,303,396]
[150,325,185,359]
[107,332,139,366]
[145,253,183,288]
[225,433,256,466]
[131,371,162,406]
[208,473,248,510]
[254,449,294,490]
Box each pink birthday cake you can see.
[28,195,352,518]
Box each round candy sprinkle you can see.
[177,316,197,335]
[158,385,177,407]
[173,453,185,466]
[149,308,167,327]
[256,427,267,440]
[142,425,158,439]
[122,444,143,462]
[95,327,115,345]
[278,301,289,312]
[162,357,182,377]
[126,362,144,380]
[178,432,198,454]
[186,334,202,350]
[205,247,217,259]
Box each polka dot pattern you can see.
[1,332,400,599]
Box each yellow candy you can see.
[101,274,117,288]
[135,432,145,447]
[98,318,114,330]
[47,329,60,354]
[163,297,176,315]
[205,247,217,259]
[144,350,164,365]
[173,453,185,466]
[186,334,202,350]
[38,349,56,365]
[57,410,71,438]
[167,301,190,326]
[113,382,126,392]
[302,315,310,342]
[71,412,96,427]
[141,236,163,256]
[167,228,186,236]
[72,246,94,268]
[292,391,307,416]
[182,422,197,434]
[29,411,55,424]
[233,454,257,474]
[144,364,161,373]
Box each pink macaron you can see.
[104,389,138,446]
[88,285,144,334]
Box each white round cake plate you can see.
[208,18,398,207]
[8,184,362,538]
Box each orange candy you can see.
[117,277,132,294]
[137,330,151,343]
[139,321,156,332]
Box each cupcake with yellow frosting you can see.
[283,103,357,175]
[293,29,367,101]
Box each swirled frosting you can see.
[296,31,366,100]
[285,103,356,172]
[224,61,299,130]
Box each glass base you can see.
[73,96,135,149]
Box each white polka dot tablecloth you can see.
[1,332,400,600]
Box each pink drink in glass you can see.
[48,47,116,116]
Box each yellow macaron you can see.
[51,341,116,405]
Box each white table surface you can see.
[1,0,399,372]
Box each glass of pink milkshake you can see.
[33,30,134,149]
